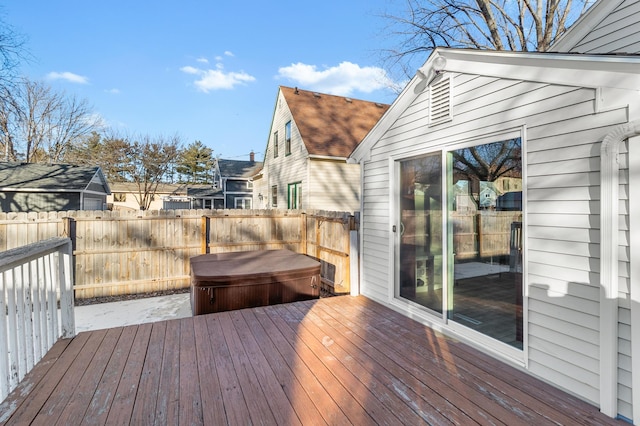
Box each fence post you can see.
[201,216,210,254]
[300,212,307,255]
[476,213,482,259]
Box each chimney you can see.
[250,151,255,162]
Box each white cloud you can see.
[224,51,234,57]
[196,57,209,64]
[180,66,255,92]
[82,112,108,129]
[105,88,120,94]
[46,71,89,84]
[276,61,400,96]
[180,66,200,75]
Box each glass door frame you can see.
[392,127,527,364]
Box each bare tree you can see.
[46,94,102,163]
[382,0,595,78]
[0,12,27,101]
[65,132,132,181]
[0,78,101,162]
[126,133,182,210]
[0,86,19,161]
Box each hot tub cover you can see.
[190,249,321,315]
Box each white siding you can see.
[360,71,631,405]
[263,90,309,209]
[569,0,640,53]
[308,159,360,212]
[560,0,640,412]
[252,175,269,209]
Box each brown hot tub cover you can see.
[190,249,321,315]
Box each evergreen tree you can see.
[175,140,215,183]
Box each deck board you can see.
[155,318,180,425]
[245,306,348,425]
[192,315,227,426]
[130,320,165,425]
[326,297,537,424]
[0,295,624,425]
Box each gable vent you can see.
[429,75,452,126]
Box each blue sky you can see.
[4,1,408,162]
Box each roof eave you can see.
[350,47,640,162]
[439,49,640,90]
[308,154,349,161]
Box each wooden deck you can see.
[0,295,622,425]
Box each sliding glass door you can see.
[398,153,443,313]
[397,137,523,349]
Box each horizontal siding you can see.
[307,160,360,212]
[572,0,640,53]
[359,70,632,406]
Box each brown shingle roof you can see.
[280,86,390,158]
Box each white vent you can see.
[429,75,452,125]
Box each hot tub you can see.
[190,249,321,315]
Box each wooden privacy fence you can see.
[451,211,523,260]
[0,209,358,299]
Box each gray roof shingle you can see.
[0,162,107,192]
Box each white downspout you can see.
[600,119,640,418]
[351,157,364,297]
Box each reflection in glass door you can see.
[447,138,523,349]
[397,138,523,350]
[398,153,443,313]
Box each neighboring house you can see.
[349,21,640,424]
[108,183,221,211]
[187,186,224,210]
[214,153,262,209]
[255,86,390,212]
[550,0,640,54]
[0,162,110,212]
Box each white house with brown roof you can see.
[349,0,640,421]
[254,86,389,212]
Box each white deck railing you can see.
[0,237,75,401]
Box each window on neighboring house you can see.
[113,193,126,202]
[287,182,301,209]
[285,121,292,155]
[247,180,253,189]
[273,131,279,158]
[271,185,278,207]
[234,197,252,209]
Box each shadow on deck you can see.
[0,295,621,425]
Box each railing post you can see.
[0,269,8,399]
[349,214,359,296]
[58,240,75,338]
